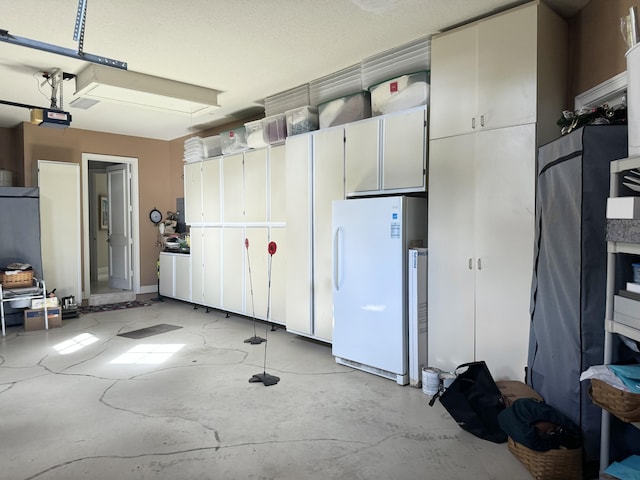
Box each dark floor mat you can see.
[117,323,182,339]
[79,300,151,315]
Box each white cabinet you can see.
[202,157,221,224]
[222,153,244,223]
[159,252,191,302]
[285,127,344,342]
[269,146,286,223]
[184,157,221,225]
[344,106,427,196]
[186,146,286,324]
[244,149,268,223]
[429,1,566,144]
[427,0,566,380]
[428,125,536,380]
[184,161,203,225]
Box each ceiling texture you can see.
[0,0,590,141]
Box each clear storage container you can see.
[263,114,287,144]
[369,71,430,116]
[285,106,319,136]
[244,119,269,149]
[202,135,222,158]
[221,127,249,154]
[319,91,371,129]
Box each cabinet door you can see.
[285,134,313,335]
[159,254,174,297]
[477,3,537,131]
[202,157,221,224]
[313,127,345,342]
[427,135,476,372]
[268,226,286,324]
[184,162,202,225]
[190,227,204,303]
[344,118,380,194]
[202,227,221,307]
[175,254,191,301]
[244,149,268,223]
[269,145,286,223]
[474,124,535,380]
[382,108,426,191]
[222,153,244,222]
[222,227,244,313]
[244,227,269,320]
[429,24,478,140]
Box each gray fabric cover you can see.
[0,187,43,326]
[527,125,628,461]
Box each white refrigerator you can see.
[332,196,427,385]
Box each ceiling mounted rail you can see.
[0,29,127,70]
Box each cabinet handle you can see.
[468,258,473,270]
[334,228,341,291]
[480,115,485,127]
[477,258,482,270]
[472,117,476,129]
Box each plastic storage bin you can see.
[221,127,249,154]
[318,91,371,129]
[202,135,222,158]
[285,106,319,136]
[369,71,430,116]
[245,119,269,149]
[263,114,287,144]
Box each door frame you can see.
[81,153,140,299]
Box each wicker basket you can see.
[589,378,640,423]
[0,270,33,288]
[508,437,582,480]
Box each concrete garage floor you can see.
[0,296,531,480]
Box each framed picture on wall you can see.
[100,196,108,230]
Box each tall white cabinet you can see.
[183,145,286,323]
[428,0,567,380]
[285,127,345,342]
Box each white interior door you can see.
[38,160,82,300]
[107,164,132,290]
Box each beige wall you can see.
[20,122,176,288]
[568,0,635,100]
[0,125,23,185]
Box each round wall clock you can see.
[149,208,162,224]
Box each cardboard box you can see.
[607,196,640,219]
[31,296,59,309]
[24,307,62,331]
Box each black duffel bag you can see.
[433,361,507,443]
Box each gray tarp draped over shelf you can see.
[0,187,43,326]
[527,125,628,462]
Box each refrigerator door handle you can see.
[333,227,341,291]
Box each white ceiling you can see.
[0,0,589,141]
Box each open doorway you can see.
[82,153,140,305]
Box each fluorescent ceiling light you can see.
[74,64,221,115]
